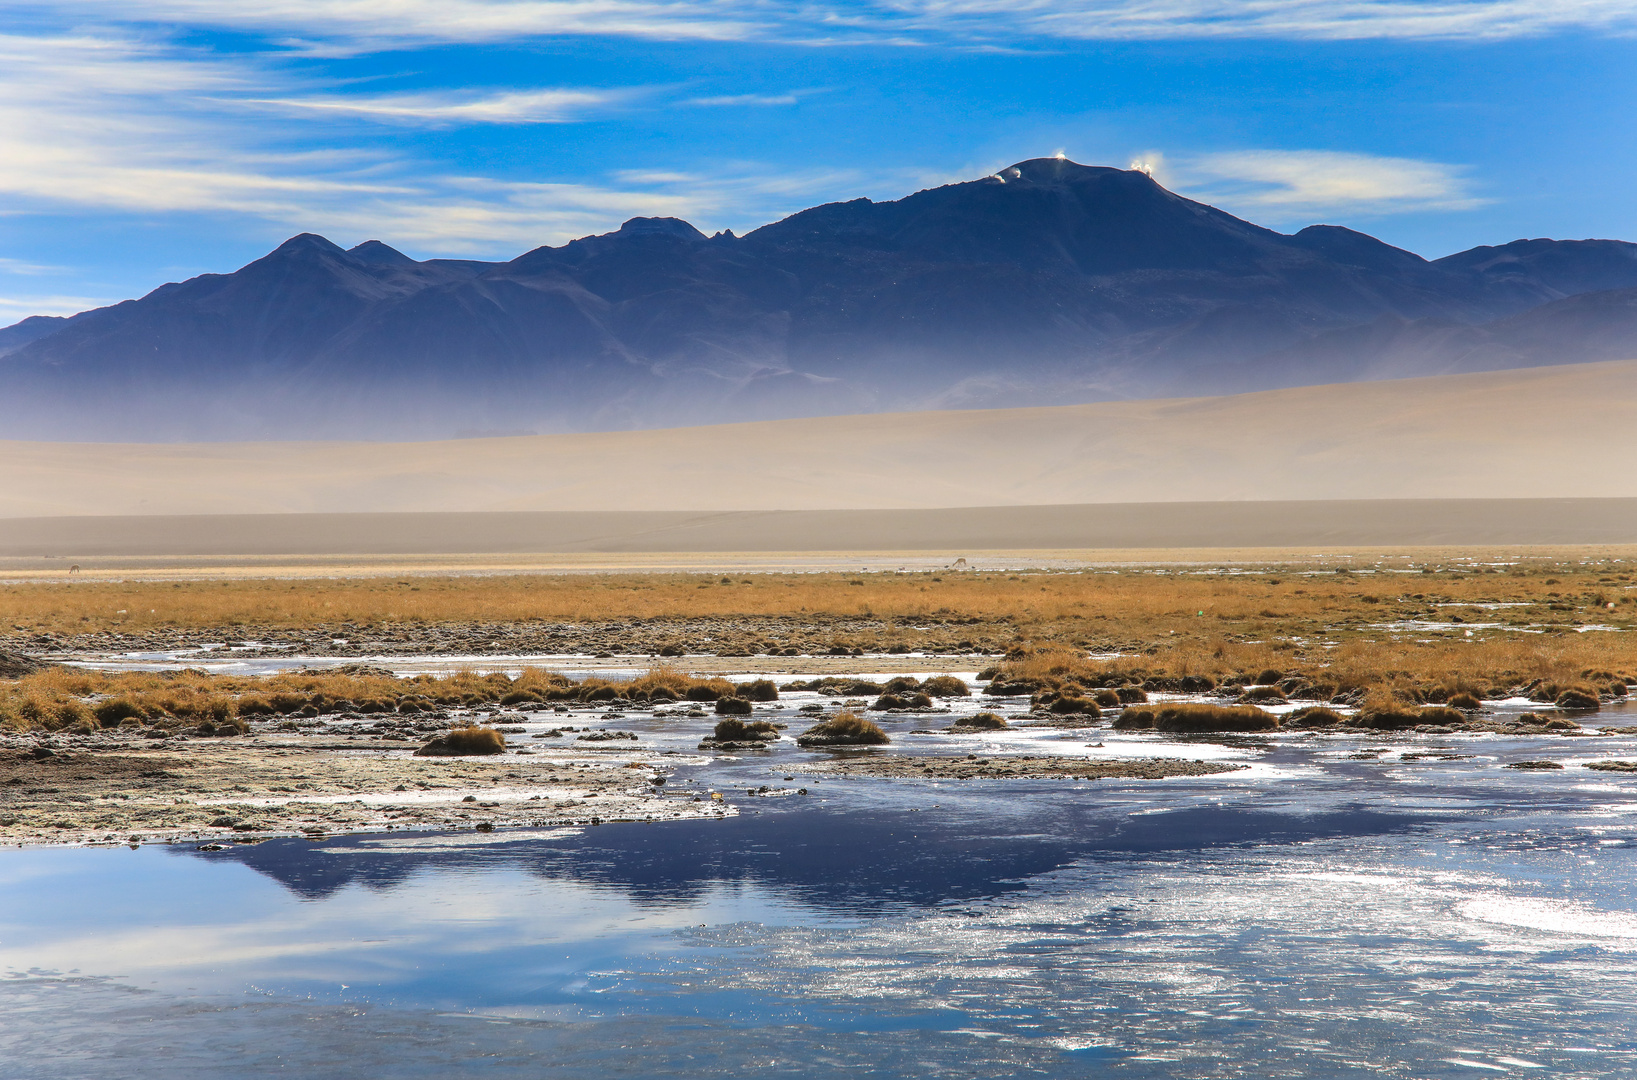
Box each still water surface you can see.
[4,725,1637,1077]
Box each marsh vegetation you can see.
[3,557,1634,739]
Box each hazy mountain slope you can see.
[1434,238,1637,302]
[1236,285,1637,388]
[3,158,1636,441]
[0,315,68,358]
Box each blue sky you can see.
[2,1,1635,324]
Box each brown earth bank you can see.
[5,613,1015,662]
[796,755,1243,781]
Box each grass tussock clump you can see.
[1285,706,1346,728]
[1351,693,1469,730]
[714,696,752,716]
[920,675,970,698]
[1047,694,1100,716]
[796,711,889,747]
[951,711,1008,731]
[736,679,780,702]
[1115,703,1278,732]
[1,695,94,733]
[782,677,885,696]
[414,725,506,757]
[1554,687,1602,711]
[871,692,933,711]
[624,665,737,703]
[711,717,779,742]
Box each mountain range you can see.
[3,156,1635,441]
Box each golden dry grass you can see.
[799,711,889,745]
[989,635,1634,700]
[4,561,1632,637]
[0,663,753,733]
[3,558,1635,732]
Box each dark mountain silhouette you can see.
[3,157,1635,440]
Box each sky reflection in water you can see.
[4,751,1637,1077]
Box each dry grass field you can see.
[4,555,1635,733]
[3,558,1632,636]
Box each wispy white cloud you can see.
[0,294,116,319]
[0,32,868,255]
[18,0,1637,47]
[1173,148,1483,218]
[888,0,1637,43]
[0,257,67,276]
[0,31,789,254]
[683,92,801,106]
[247,86,636,125]
[22,0,775,49]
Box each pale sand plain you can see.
[1,359,1634,521]
[0,359,1632,569]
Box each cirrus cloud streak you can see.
[13,0,1637,47]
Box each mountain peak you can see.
[1289,224,1429,272]
[994,157,1133,186]
[615,217,707,241]
[270,233,348,257]
[348,240,416,266]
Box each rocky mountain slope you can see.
[3,158,1634,440]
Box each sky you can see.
[2,1,1635,325]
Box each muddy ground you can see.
[8,615,1019,663]
[0,733,714,847]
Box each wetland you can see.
[3,553,1637,1077]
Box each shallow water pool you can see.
[5,736,1637,1078]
